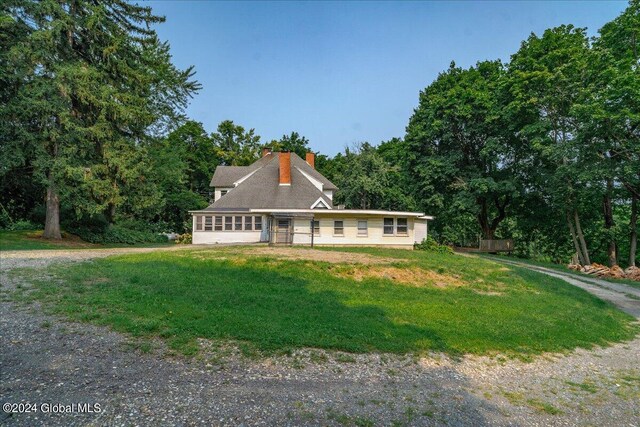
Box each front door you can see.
[275,219,291,244]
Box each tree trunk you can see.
[630,195,638,268]
[477,198,492,239]
[603,180,617,267]
[43,176,61,240]
[106,203,116,224]
[566,210,585,265]
[574,209,591,266]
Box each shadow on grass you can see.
[27,256,450,355]
[15,250,638,357]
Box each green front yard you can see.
[10,247,638,357]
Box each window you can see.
[313,220,320,236]
[357,220,368,236]
[214,216,223,231]
[396,218,408,235]
[224,216,233,231]
[195,216,203,231]
[220,190,228,196]
[383,218,394,235]
[234,216,243,231]
[204,216,213,231]
[383,218,409,235]
[244,216,253,230]
[254,216,262,231]
[334,220,344,236]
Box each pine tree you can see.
[1,0,199,238]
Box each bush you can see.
[68,222,168,245]
[8,220,40,231]
[175,233,192,244]
[414,236,454,255]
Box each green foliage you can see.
[405,60,519,241]
[414,237,454,255]
[1,0,200,237]
[69,224,168,245]
[211,120,261,166]
[7,220,39,231]
[327,142,416,211]
[64,215,167,244]
[266,132,311,158]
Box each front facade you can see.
[190,149,431,247]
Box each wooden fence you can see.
[479,239,514,253]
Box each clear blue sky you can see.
[148,0,626,155]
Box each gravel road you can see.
[1,248,639,426]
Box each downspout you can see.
[310,216,315,248]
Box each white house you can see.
[190,149,432,248]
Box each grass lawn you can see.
[10,246,638,357]
[0,230,173,251]
[478,254,640,290]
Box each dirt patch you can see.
[83,277,110,285]
[331,265,465,288]
[242,247,405,265]
[472,290,504,296]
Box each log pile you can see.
[568,263,640,281]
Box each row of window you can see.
[195,215,262,232]
[312,218,408,236]
[195,216,408,235]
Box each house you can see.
[189,149,432,247]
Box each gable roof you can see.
[204,152,337,211]
[209,154,274,187]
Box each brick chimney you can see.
[305,152,315,169]
[262,147,272,157]
[279,152,291,185]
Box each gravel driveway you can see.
[1,248,639,426]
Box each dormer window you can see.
[221,190,228,196]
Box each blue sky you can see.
[148,1,627,155]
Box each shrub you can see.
[175,233,192,244]
[9,220,40,231]
[68,223,168,245]
[414,236,454,254]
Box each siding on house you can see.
[192,214,267,244]
[291,215,417,247]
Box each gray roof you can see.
[204,152,337,211]
[209,154,274,187]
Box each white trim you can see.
[310,197,332,210]
[233,169,260,187]
[248,209,428,217]
[189,209,433,219]
[296,166,324,192]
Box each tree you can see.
[1,0,199,238]
[405,60,520,241]
[211,120,261,166]
[266,132,311,158]
[164,121,218,197]
[589,0,640,266]
[506,25,594,265]
[328,142,415,211]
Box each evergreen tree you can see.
[1,0,199,238]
